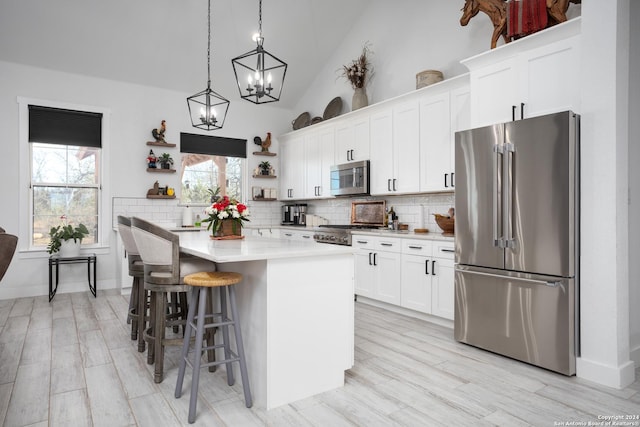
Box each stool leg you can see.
[130,276,139,340]
[170,292,179,333]
[188,287,208,424]
[228,285,253,408]
[154,291,166,383]
[179,291,189,336]
[175,286,199,399]
[219,286,235,386]
[137,279,147,353]
[147,289,156,365]
[205,291,216,372]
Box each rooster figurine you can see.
[151,120,167,143]
[260,132,272,152]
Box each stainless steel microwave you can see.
[330,160,370,196]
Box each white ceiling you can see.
[0,0,371,109]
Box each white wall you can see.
[628,0,640,365]
[0,60,291,299]
[292,0,580,120]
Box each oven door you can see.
[330,160,369,196]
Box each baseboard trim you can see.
[576,356,636,389]
[355,295,454,329]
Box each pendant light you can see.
[187,0,229,131]
[231,0,287,104]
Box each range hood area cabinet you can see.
[462,18,581,128]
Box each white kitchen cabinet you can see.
[400,238,455,320]
[370,101,420,195]
[419,76,470,192]
[251,228,280,238]
[463,19,581,127]
[353,235,401,305]
[304,125,335,199]
[280,228,314,242]
[335,115,370,163]
[279,135,305,200]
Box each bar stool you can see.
[131,217,217,383]
[175,271,252,424]
[117,216,147,351]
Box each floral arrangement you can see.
[47,215,90,254]
[202,187,250,236]
[340,44,373,89]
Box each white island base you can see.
[215,254,354,409]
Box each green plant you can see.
[47,216,90,254]
[259,161,271,171]
[159,153,173,165]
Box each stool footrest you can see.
[188,318,233,330]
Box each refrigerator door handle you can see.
[456,267,562,287]
[504,142,516,248]
[493,144,504,247]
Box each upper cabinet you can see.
[334,115,370,164]
[304,125,335,199]
[462,18,581,128]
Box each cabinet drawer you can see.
[401,239,432,256]
[433,242,455,260]
[375,237,401,253]
[352,235,376,249]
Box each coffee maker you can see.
[282,203,307,226]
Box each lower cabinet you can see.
[353,236,401,305]
[280,228,314,242]
[354,234,455,321]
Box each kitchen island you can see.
[177,232,355,410]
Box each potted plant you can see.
[259,161,271,175]
[159,153,173,169]
[47,215,90,256]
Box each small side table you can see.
[49,253,97,302]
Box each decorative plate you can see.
[311,116,324,125]
[292,112,311,130]
[323,97,343,120]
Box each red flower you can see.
[237,203,247,214]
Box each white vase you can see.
[58,239,81,257]
[352,87,368,111]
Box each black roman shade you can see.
[180,132,247,158]
[28,105,102,148]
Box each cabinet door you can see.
[374,251,401,305]
[419,92,452,192]
[318,126,335,197]
[280,137,304,200]
[304,132,321,198]
[400,254,432,314]
[354,250,375,298]
[335,116,370,163]
[520,36,581,117]
[431,257,455,320]
[369,110,393,195]
[470,57,518,127]
[393,101,420,193]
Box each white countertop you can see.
[178,232,354,263]
[350,229,454,242]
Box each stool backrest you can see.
[117,216,144,274]
[130,217,180,285]
[0,228,18,282]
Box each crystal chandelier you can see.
[231,0,287,104]
[187,0,229,131]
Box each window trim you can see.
[17,97,111,256]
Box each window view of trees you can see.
[31,143,99,247]
[180,155,243,205]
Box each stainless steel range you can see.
[313,201,386,246]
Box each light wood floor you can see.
[0,289,638,427]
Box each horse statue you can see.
[460,0,581,49]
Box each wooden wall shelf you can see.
[146,195,176,199]
[147,168,176,173]
[147,141,176,147]
[252,174,277,179]
[253,151,276,156]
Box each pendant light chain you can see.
[258,0,262,36]
[207,0,211,87]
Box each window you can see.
[179,133,247,205]
[27,105,102,249]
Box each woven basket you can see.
[434,214,454,234]
[416,70,443,89]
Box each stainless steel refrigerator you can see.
[454,111,579,375]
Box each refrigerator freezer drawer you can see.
[454,266,576,375]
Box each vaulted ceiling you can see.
[0,0,371,109]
